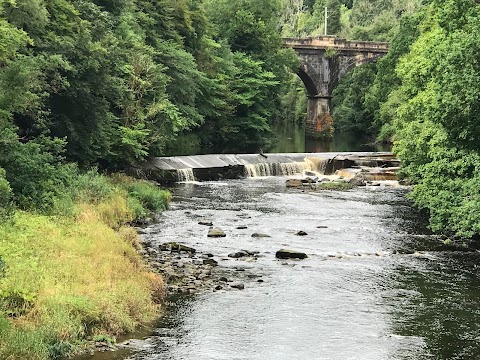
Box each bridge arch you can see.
[283,36,389,139]
[297,64,319,96]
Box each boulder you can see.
[159,242,196,254]
[198,221,213,226]
[285,179,303,188]
[230,282,245,290]
[348,173,367,187]
[252,232,271,238]
[275,249,308,260]
[228,250,250,258]
[203,258,218,266]
[208,227,226,238]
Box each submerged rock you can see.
[208,227,226,237]
[275,249,308,260]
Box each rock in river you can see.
[208,227,226,238]
[199,220,214,226]
[252,232,271,238]
[275,249,308,260]
[285,179,303,188]
[159,242,196,254]
[230,282,245,290]
[228,250,250,258]
[203,258,218,266]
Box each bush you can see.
[109,174,170,219]
[72,169,115,204]
[0,168,14,221]
[0,128,77,213]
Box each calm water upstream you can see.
[79,175,480,360]
[268,123,391,153]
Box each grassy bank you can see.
[0,174,169,359]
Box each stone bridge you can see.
[283,36,389,138]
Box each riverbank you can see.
[0,174,169,359]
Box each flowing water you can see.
[79,175,480,360]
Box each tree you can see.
[332,63,377,135]
[392,0,480,236]
[200,0,298,151]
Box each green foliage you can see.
[92,333,116,345]
[317,181,353,190]
[109,174,170,218]
[340,0,423,41]
[198,0,298,152]
[332,63,377,135]
[0,126,77,213]
[392,0,480,237]
[279,74,307,124]
[0,168,13,221]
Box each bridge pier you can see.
[306,95,334,139]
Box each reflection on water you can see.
[269,122,390,153]
[166,122,390,156]
[76,178,480,360]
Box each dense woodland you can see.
[1,0,480,358]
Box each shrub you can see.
[0,127,77,213]
[0,168,14,221]
[109,174,170,219]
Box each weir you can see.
[134,152,399,183]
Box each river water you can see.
[80,176,480,360]
[268,124,390,153]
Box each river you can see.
[78,175,480,360]
[268,123,390,153]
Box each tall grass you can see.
[0,173,169,359]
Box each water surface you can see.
[79,177,480,360]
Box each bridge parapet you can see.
[283,36,389,53]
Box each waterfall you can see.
[177,168,196,182]
[305,157,329,174]
[245,161,311,178]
